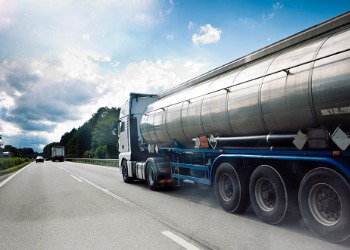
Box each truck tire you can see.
[214,162,249,213]
[298,167,350,242]
[121,161,133,183]
[146,160,158,191]
[249,165,288,224]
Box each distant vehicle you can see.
[2,152,13,158]
[51,146,65,162]
[35,156,44,163]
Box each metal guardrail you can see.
[66,158,119,167]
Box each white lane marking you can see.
[60,167,201,249]
[162,231,201,250]
[70,175,83,182]
[61,167,137,208]
[79,175,137,208]
[0,165,29,189]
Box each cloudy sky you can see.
[0,0,349,152]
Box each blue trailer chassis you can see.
[165,148,350,185]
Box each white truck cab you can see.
[117,93,159,183]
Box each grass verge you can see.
[74,160,118,168]
[0,161,32,176]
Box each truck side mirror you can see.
[112,120,125,135]
[120,121,125,132]
[111,121,119,135]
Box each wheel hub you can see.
[255,178,276,212]
[219,174,233,201]
[309,183,342,226]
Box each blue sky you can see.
[0,0,349,152]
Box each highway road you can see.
[1,161,349,250]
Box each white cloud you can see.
[0,0,16,27]
[188,21,196,30]
[0,55,195,150]
[109,60,180,98]
[160,0,175,19]
[273,2,283,10]
[264,2,284,21]
[166,34,174,40]
[184,60,210,74]
[135,13,155,24]
[82,34,90,41]
[0,120,20,137]
[192,24,222,45]
[0,0,213,152]
[0,17,11,26]
[0,91,14,109]
[238,17,258,29]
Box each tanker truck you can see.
[116,12,350,242]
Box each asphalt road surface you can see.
[1,161,349,250]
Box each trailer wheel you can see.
[147,160,158,191]
[214,162,249,213]
[249,165,288,224]
[298,167,350,242]
[121,161,133,183]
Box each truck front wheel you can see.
[298,167,350,242]
[214,162,249,213]
[122,161,133,183]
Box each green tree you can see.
[4,145,19,157]
[76,124,92,157]
[44,106,120,159]
[91,107,119,158]
[95,145,108,159]
[18,148,35,158]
